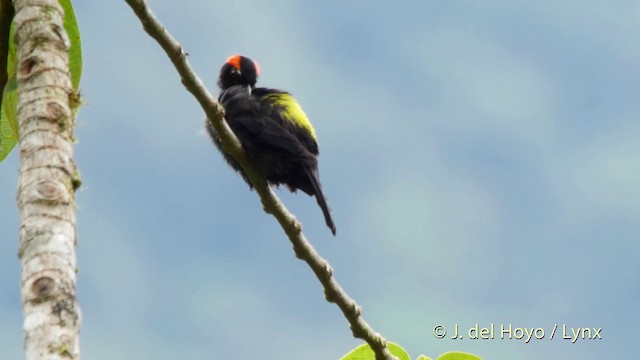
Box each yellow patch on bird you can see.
[265,93,317,139]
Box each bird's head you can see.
[218,55,260,90]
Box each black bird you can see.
[207,55,336,235]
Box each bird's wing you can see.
[253,88,319,155]
[235,114,317,161]
[219,85,313,158]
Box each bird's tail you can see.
[306,168,336,236]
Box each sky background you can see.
[1,0,639,359]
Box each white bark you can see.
[13,0,81,359]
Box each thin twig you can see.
[123,1,397,359]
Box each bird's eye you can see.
[231,68,241,75]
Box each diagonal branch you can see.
[123,0,397,359]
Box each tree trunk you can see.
[13,0,81,359]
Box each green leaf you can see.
[340,342,411,360]
[6,10,15,77]
[417,356,432,360]
[0,75,18,162]
[1,11,17,162]
[436,351,482,360]
[2,76,17,137]
[0,100,18,162]
[59,0,82,90]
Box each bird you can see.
[207,54,336,235]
